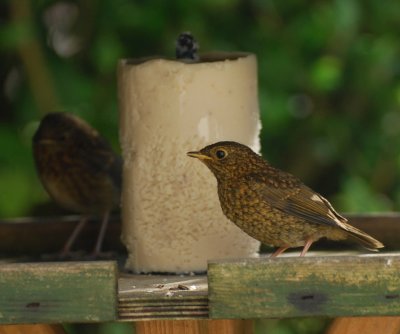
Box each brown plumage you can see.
[187,141,384,257]
[33,112,122,256]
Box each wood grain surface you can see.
[209,253,400,319]
[0,261,117,324]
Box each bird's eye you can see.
[215,149,227,159]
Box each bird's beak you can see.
[187,151,212,160]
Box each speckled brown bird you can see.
[33,112,122,257]
[187,141,384,257]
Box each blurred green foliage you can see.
[1,0,400,217]
[1,0,400,332]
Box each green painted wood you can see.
[0,261,117,324]
[208,253,400,319]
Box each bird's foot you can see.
[58,250,86,260]
[84,251,117,260]
[299,239,314,257]
[270,246,289,257]
[41,250,85,261]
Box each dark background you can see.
[1,1,399,333]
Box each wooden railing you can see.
[1,213,400,333]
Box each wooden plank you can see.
[118,274,208,321]
[0,261,117,324]
[208,253,400,319]
[135,319,253,334]
[0,213,398,257]
[0,215,123,256]
[0,324,66,334]
[326,317,400,334]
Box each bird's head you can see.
[33,112,100,149]
[187,141,265,180]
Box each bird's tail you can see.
[342,222,384,251]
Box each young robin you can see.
[187,141,384,257]
[33,112,122,257]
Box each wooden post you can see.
[327,317,400,334]
[0,325,65,334]
[135,320,254,334]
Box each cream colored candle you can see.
[118,52,261,273]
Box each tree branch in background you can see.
[10,0,60,116]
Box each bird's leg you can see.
[300,239,314,257]
[61,216,87,256]
[270,246,289,258]
[91,210,110,257]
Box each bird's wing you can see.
[246,172,348,228]
[78,136,122,189]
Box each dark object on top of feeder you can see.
[176,32,199,62]
[187,141,384,257]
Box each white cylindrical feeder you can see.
[118,52,261,273]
